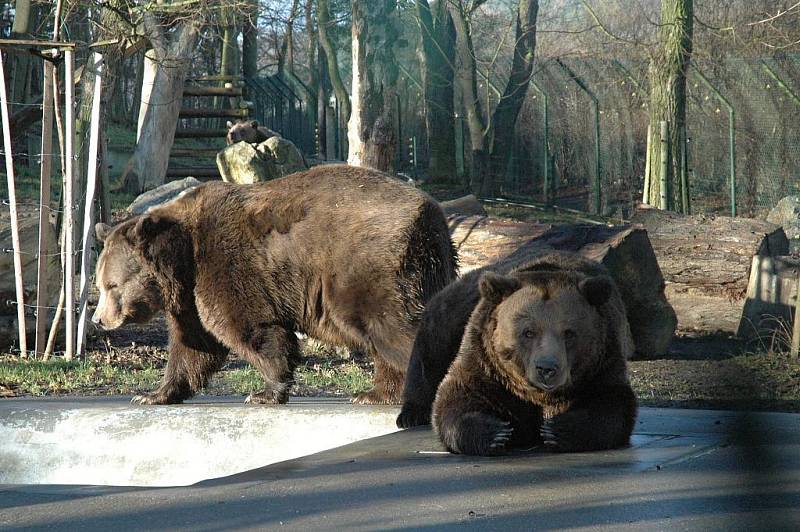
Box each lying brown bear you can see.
[92,164,457,405]
[226,119,280,145]
[427,254,637,455]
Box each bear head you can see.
[225,119,278,145]
[92,213,190,329]
[477,269,614,399]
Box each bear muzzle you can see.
[526,357,568,391]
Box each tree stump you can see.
[447,215,676,358]
[737,255,800,348]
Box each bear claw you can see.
[488,423,514,451]
[540,420,559,446]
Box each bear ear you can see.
[479,272,520,304]
[579,276,614,307]
[95,222,112,243]
[132,213,177,250]
[250,120,259,128]
[226,120,234,129]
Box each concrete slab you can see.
[1,402,799,531]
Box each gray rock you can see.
[767,196,800,241]
[127,177,201,215]
[217,138,307,185]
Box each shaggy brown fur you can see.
[225,120,280,145]
[92,164,457,405]
[431,258,637,455]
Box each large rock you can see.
[126,177,201,215]
[767,196,800,247]
[737,255,800,347]
[0,211,60,350]
[217,137,307,184]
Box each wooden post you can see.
[659,120,669,211]
[642,123,651,205]
[35,58,55,357]
[64,49,76,360]
[76,52,103,357]
[792,271,800,358]
[0,48,27,357]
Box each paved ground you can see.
[1,399,799,531]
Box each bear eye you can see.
[522,329,535,339]
[106,283,118,291]
[564,329,577,341]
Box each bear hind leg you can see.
[353,356,404,405]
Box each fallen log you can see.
[631,206,789,300]
[448,215,676,358]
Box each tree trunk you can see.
[317,46,330,158]
[318,0,351,123]
[242,0,259,79]
[278,0,300,74]
[347,0,400,171]
[645,0,693,209]
[448,1,488,193]
[488,0,539,196]
[10,0,32,110]
[120,15,202,193]
[415,0,457,182]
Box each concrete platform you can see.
[1,399,799,531]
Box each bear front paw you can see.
[352,387,401,405]
[440,412,514,455]
[245,389,289,404]
[540,414,588,452]
[396,402,431,428]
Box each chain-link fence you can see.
[406,54,800,219]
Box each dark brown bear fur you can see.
[225,119,280,145]
[92,164,457,405]
[431,259,637,455]
[397,252,634,428]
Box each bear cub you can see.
[432,264,637,455]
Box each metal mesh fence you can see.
[410,54,800,219]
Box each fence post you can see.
[679,122,690,215]
[531,82,550,205]
[64,49,75,361]
[659,120,669,210]
[455,114,464,180]
[76,52,103,357]
[557,59,600,214]
[693,66,736,217]
[0,47,27,357]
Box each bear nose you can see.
[536,360,560,384]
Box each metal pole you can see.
[76,52,103,357]
[64,49,75,360]
[532,82,550,205]
[0,47,27,357]
[556,59,600,214]
[659,120,669,211]
[35,58,55,357]
[680,122,690,215]
[693,66,735,217]
[643,123,651,205]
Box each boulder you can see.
[126,177,201,215]
[767,196,800,247]
[217,137,307,184]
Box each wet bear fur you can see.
[92,164,457,405]
[431,259,637,455]
[398,252,634,428]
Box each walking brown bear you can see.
[398,253,637,455]
[92,165,457,405]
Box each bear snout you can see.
[536,360,560,383]
[526,356,567,391]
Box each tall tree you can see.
[415,0,457,182]
[449,0,539,195]
[347,0,400,171]
[318,0,351,123]
[278,0,301,74]
[645,0,693,208]
[242,0,259,79]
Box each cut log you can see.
[439,194,487,217]
[448,215,677,358]
[182,85,243,97]
[178,107,248,119]
[174,128,228,139]
[631,206,789,299]
[737,255,800,347]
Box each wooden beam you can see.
[174,128,229,138]
[178,107,248,118]
[170,148,221,158]
[0,38,76,48]
[0,46,27,357]
[76,52,103,357]
[34,60,55,357]
[182,86,243,97]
